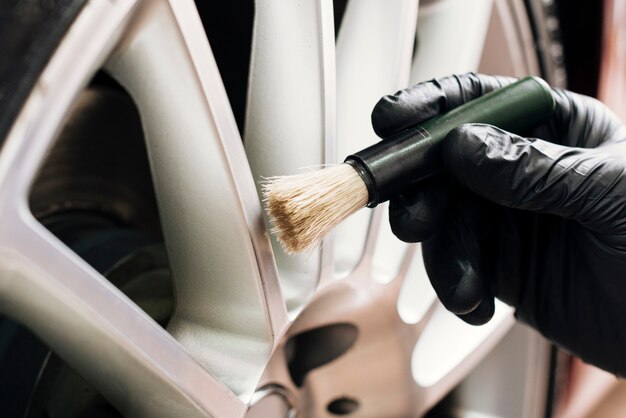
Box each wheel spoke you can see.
[412,301,514,408]
[411,0,494,82]
[169,0,289,340]
[0,1,245,415]
[372,204,416,284]
[334,0,419,279]
[396,244,437,324]
[244,0,336,311]
[0,213,244,418]
[105,0,288,399]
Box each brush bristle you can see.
[263,164,369,254]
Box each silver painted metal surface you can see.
[244,0,335,315]
[449,324,551,418]
[411,0,495,82]
[0,0,552,416]
[257,254,515,417]
[333,0,419,280]
[0,1,244,416]
[106,0,285,400]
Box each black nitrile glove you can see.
[372,72,626,376]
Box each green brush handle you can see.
[345,76,556,207]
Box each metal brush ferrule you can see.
[345,126,438,208]
[344,159,377,207]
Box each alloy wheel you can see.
[0,0,563,416]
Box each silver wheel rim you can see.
[0,0,551,416]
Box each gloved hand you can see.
[372,72,626,376]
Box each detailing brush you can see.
[264,77,556,254]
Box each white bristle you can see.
[262,164,369,255]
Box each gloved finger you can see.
[421,203,489,316]
[443,124,626,234]
[389,176,449,243]
[371,73,516,138]
[456,295,495,326]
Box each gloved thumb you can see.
[442,124,626,232]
